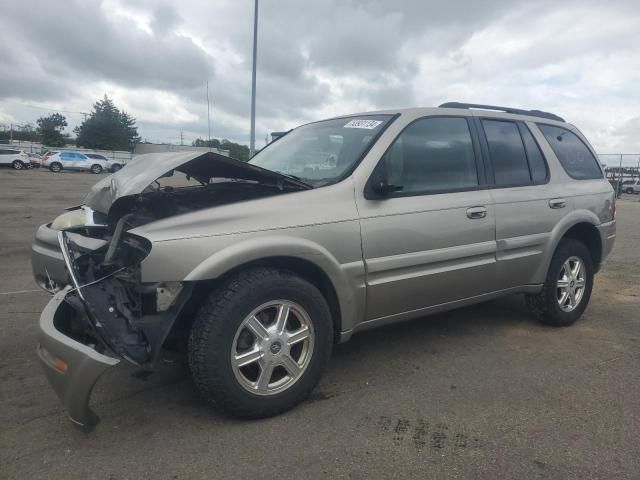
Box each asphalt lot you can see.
[1,169,639,479]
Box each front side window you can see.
[374,116,478,195]
[249,115,393,186]
[482,120,531,187]
[537,124,603,179]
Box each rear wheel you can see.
[188,268,333,418]
[110,164,122,173]
[49,162,62,173]
[12,160,25,170]
[90,164,103,174]
[526,238,593,327]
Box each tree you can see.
[192,138,251,161]
[75,95,140,151]
[37,113,68,147]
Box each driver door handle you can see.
[466,206,487,219]
[549,198,566,209]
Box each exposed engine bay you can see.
[53,152,311,366]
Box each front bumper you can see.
[32,223,69,292]
[37,287,120,431]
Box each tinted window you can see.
[377,117,478,194]
[537,124,602,179]
[519,124,548,184]
[482,120,530,186]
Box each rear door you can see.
[356,115,497,321]
[474,115,567,289]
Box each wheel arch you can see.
[182,236,364,340]
[533,210,604,282]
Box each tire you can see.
[188,267,333,419]
[49,162,62,173]
[90,164,103,174]
[526,238,594,327]
[12,160,25,170]
[626,188,634,194]
[110,164,122,173]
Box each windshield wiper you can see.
[278,174,314,190]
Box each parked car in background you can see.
[85,153,125,173]
[32,103,616,430]
[622,180,640,194]
[46,151,107,174]
[28,153,42,168]
[0,148,29,169]
[41,151,59,169]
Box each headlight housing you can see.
[51,207,106,231]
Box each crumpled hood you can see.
[84,151,307,214]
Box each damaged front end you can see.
[33,151,311,430]
[38,218,193,431]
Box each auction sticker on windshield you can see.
[344,119,383,129]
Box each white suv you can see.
[85,153,125,173]
[0,148,29,170]
[47,151,107,174]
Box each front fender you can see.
[531,209,602,284]
[183,235,364,336]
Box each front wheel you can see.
[188,268,333,418]
[12,160,25,170]
[526,238,594,327]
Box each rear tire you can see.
[12,160,25,170]
[188,268,333,419]
[90,164,103,174]
[526,238,594,327]
[49,162,62,173]
[110,164,122,173]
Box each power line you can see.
[4,100,88,117]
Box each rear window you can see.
[537,124,602,179]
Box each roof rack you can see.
[438,102,565,122]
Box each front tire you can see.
[526,238,594,327]
[188,268,333,419]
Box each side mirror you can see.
[371,179,403,196]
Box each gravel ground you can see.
[1,169,639,479]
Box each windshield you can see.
[249,115,393,186]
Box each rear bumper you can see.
[32,224,69,292]
[597,219,616,266]
[37,288,120,431]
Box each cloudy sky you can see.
[0,0,639,159]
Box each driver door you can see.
[356,116,497,321]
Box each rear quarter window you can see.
[537,124,603,180]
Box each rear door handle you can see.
[466,206,487,219]
[549,198,566,209]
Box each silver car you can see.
[31,103,616,430]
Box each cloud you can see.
[0,0,638,151]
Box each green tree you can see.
[37,113,68,147]
[192,137,251,161]
[75,95,140,150]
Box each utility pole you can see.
[250,0,259,157]
[207,81,212,152]
[180,131,184,146]
[10,124,13,143]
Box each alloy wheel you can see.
[556,256,586,312]
[231,300,314,396]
